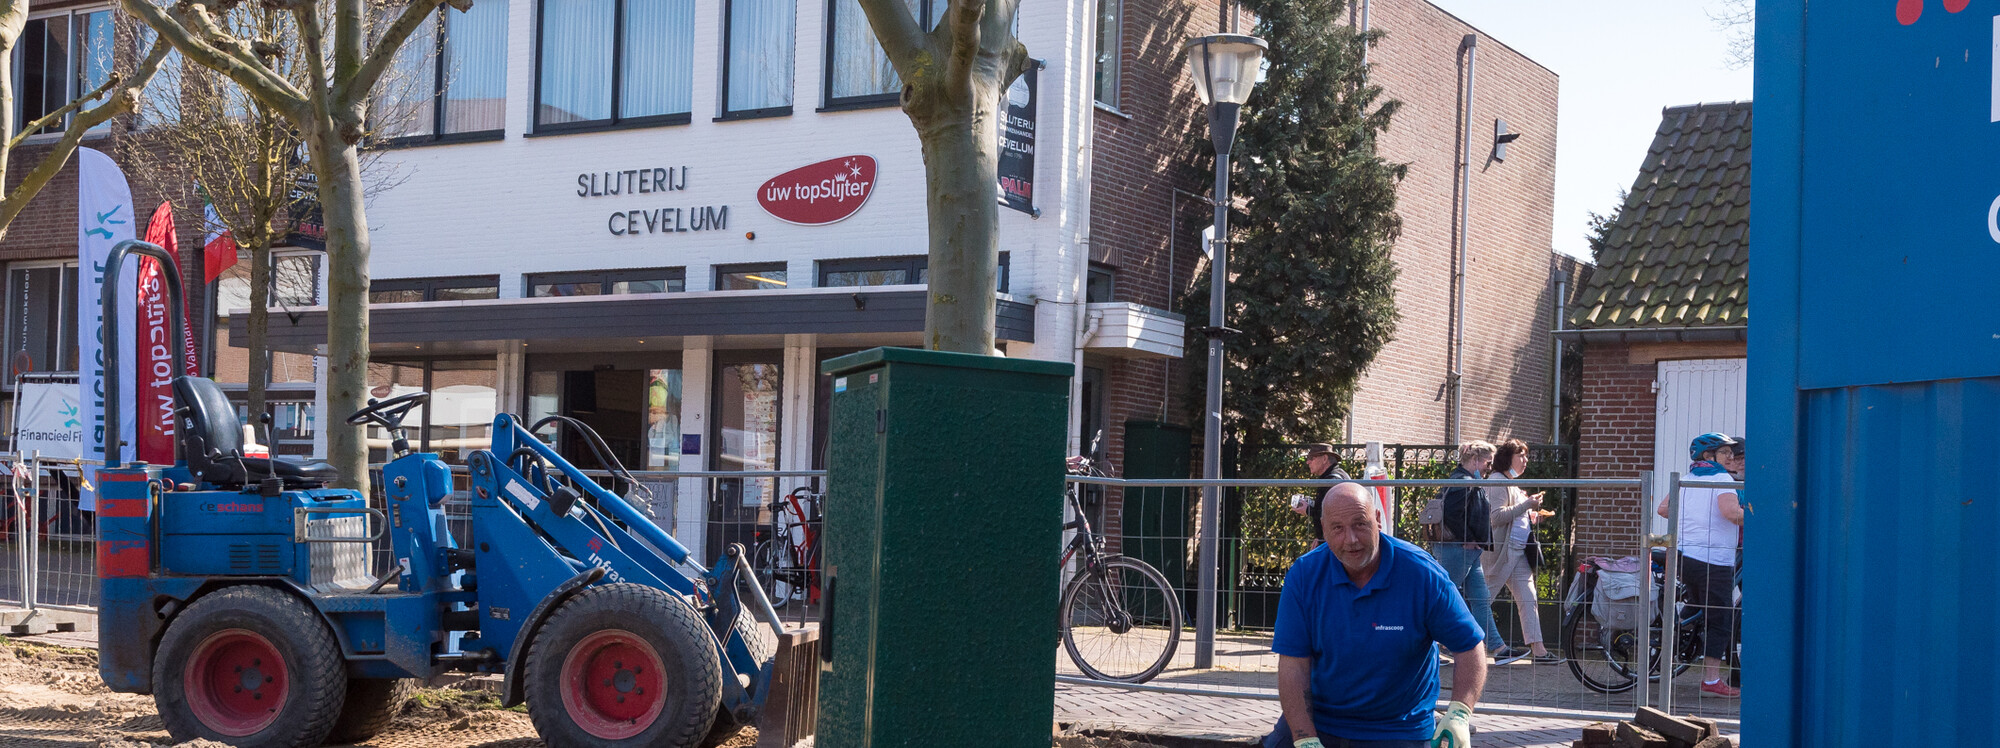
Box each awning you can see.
[233,287,1037,354]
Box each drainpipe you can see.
[1551,272,1566,443]
[1360,0,1372,64]
[1448,34,1476,447]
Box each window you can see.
[137,27,183,127]
[371,275,501,303]
[527,267,685,297]
[823,0,940,109]
[721,0,796,118]
[4,263,80,374]
[716,263,788,290]
[536,0,693,132]
[366,358,497,463]
[814,253,1010,291]
[17,9,114,136]
[818,255,924,287]
[1086,264,1114,302]
[1092,0,1119,106]
[384,0,509,141]
[272,254,323,308]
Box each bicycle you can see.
[1059,455,1183,683]
[1561,550,1729,694]
[753,486,822,609]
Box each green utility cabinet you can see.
[817,347,1073,748]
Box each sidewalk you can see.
[1055,681,1607,748]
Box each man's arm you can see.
[1278,655,1317,742]
[1450,643,1487,707]
[1656,493,1671,519]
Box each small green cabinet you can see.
[816,347,1073,748]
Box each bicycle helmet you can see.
[1689,432,1739,462]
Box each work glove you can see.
[1430,700,1472,748]
[1292,739,1324,748]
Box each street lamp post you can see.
[1185,33,1265,669]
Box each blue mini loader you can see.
[92,240,781,747]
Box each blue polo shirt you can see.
[1271,534,1484,740]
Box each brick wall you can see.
[1573,341,1652,557]
[1345,0,1562,446]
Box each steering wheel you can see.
[346,391,430,430]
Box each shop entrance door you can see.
[708,357,782,557]
[558,369,646,470]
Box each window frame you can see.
[370,275,502,303]
[714,262,790,290]
[717,0,796,121]
[1091,0,1121,107]
[531,0,695,136]
[1085,263,1114,303]
[818,0,935,112]
[15,6,115,138]
[814,253,1010,292]
[2,259,82,383]
[525,267,686,297]
[817,255,925,287]
[381,4,511,146]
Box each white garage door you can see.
[1653,358,1747,531]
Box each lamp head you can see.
[1185,34,1267,106]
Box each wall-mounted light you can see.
[1493,118,1522,162]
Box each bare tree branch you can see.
[944,0,985,95]
[121,0,308,115]
[0,39,171,232]
[854,0,928,81]
[337,0,445,109]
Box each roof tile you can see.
[1571,101,1752,330]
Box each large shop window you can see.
[382,0,509,142]
[527,267,685,297]
[536,0,694,132]
[815,253,1009,291]
[212,251,325,388]
[371,275,502,303]
[4,263,80,374]
[366,358,498,463]
[17,9,114,136]
[822,0,941,109]
[1092,0,1120,107]
[721,0,796,119]
[715,263,787,290]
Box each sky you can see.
[1424,0,1755,260]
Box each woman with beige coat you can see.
[1483,439,1558,663]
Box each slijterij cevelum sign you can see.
[577,166,731,236]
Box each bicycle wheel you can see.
[752,540,792,610]
[1562,602,1638,694]
[1060,555,1182,683]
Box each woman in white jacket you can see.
[1484,439,1557,663]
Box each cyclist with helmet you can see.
[1656,432,1743,698]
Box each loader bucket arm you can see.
[488,413,693,566]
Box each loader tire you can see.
[152,586,347,748]
[526,583,722,747]
[327,677,414,743]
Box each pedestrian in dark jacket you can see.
[1432,441,1510,658]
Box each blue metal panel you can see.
[1799,381,2000,744]
[1756,3,2000,744]
[1791,5,2000,387]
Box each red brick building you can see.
[1565,102,1750,557]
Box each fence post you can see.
[1661,471,1682,713]
[11,455,27,611]
[1634,470,1652,711]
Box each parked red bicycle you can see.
[754,486,822,609]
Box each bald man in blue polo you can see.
[1266,483,1488,748]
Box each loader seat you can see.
[173,375,340,488]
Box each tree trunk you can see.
[247,236,270,432]
[912,86,1004,355]
[306,124,370,493]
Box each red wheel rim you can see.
[183,628,288,737]
[560,630,668,740]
